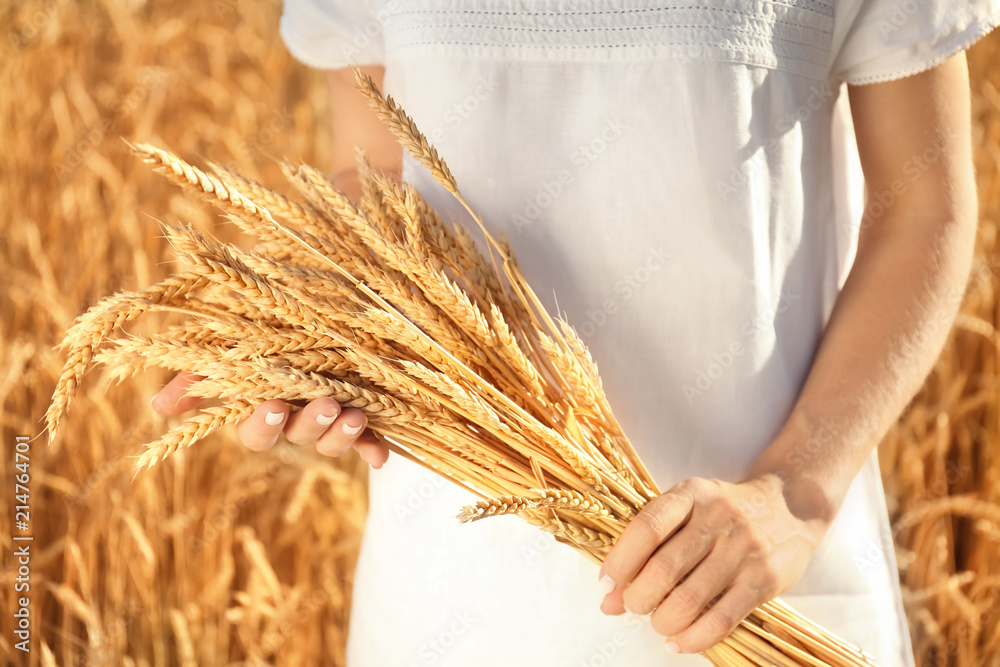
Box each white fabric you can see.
[278,1,1000,665]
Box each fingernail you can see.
[342,422,364,436]
[316,413,337,426]
[598,574,616,596]
[265,411,284,426]
[664,642,679,654]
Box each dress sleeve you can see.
[279,0,386,70]
[829,0,1000,85]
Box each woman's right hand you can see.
[148,65,402,468]
[150,372,391,467]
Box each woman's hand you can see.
[598,473,829,654]
[596,52,979,656]
[150,371,391,467]
[147,65,403,466]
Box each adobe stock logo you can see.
[715,81,835,203]
[427,74,500,146]
[875,0,926,37]
[404,612,477,667]
[512,118,627,232]
[681,288,800,402]
[577,246,671,339]
[336,0,403,61]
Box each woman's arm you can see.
[327,66,403,198]
[151,65,403,465]
[598,51,978,654]
[745,52,978,528]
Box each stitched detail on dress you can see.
[840,13,1000,85]
[397,38,823,64]
[392,3,833,20]
[381,1,833,76]
[387,6,832,37]
[390,22,829,51]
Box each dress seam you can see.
[390,2,834,19]
[839,11,1000,85]
[389,22,830,51]
[386,12,831,35]
[391,39,823,66]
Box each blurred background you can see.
[0,1,998,665]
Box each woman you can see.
[152,1,999,663]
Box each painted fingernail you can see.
[598,574,616,596]
[316,413,337,426]
[342,422,364,436]
[664,642,680,654]
[265,411,284,426]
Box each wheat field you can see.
[0,1,998,665]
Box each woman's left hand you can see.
[598,473,830,654]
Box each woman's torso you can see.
[333,2,914,664]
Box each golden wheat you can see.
[39,66,899,667]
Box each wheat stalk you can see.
[45,67,883,667]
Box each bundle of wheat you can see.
[45,68,880,666]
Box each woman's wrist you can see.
[743,408,850,531]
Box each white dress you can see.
[279,1,1000,665]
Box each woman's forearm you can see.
[746,56,979,524]
[328,66,402,181]
[747,207,977,525]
